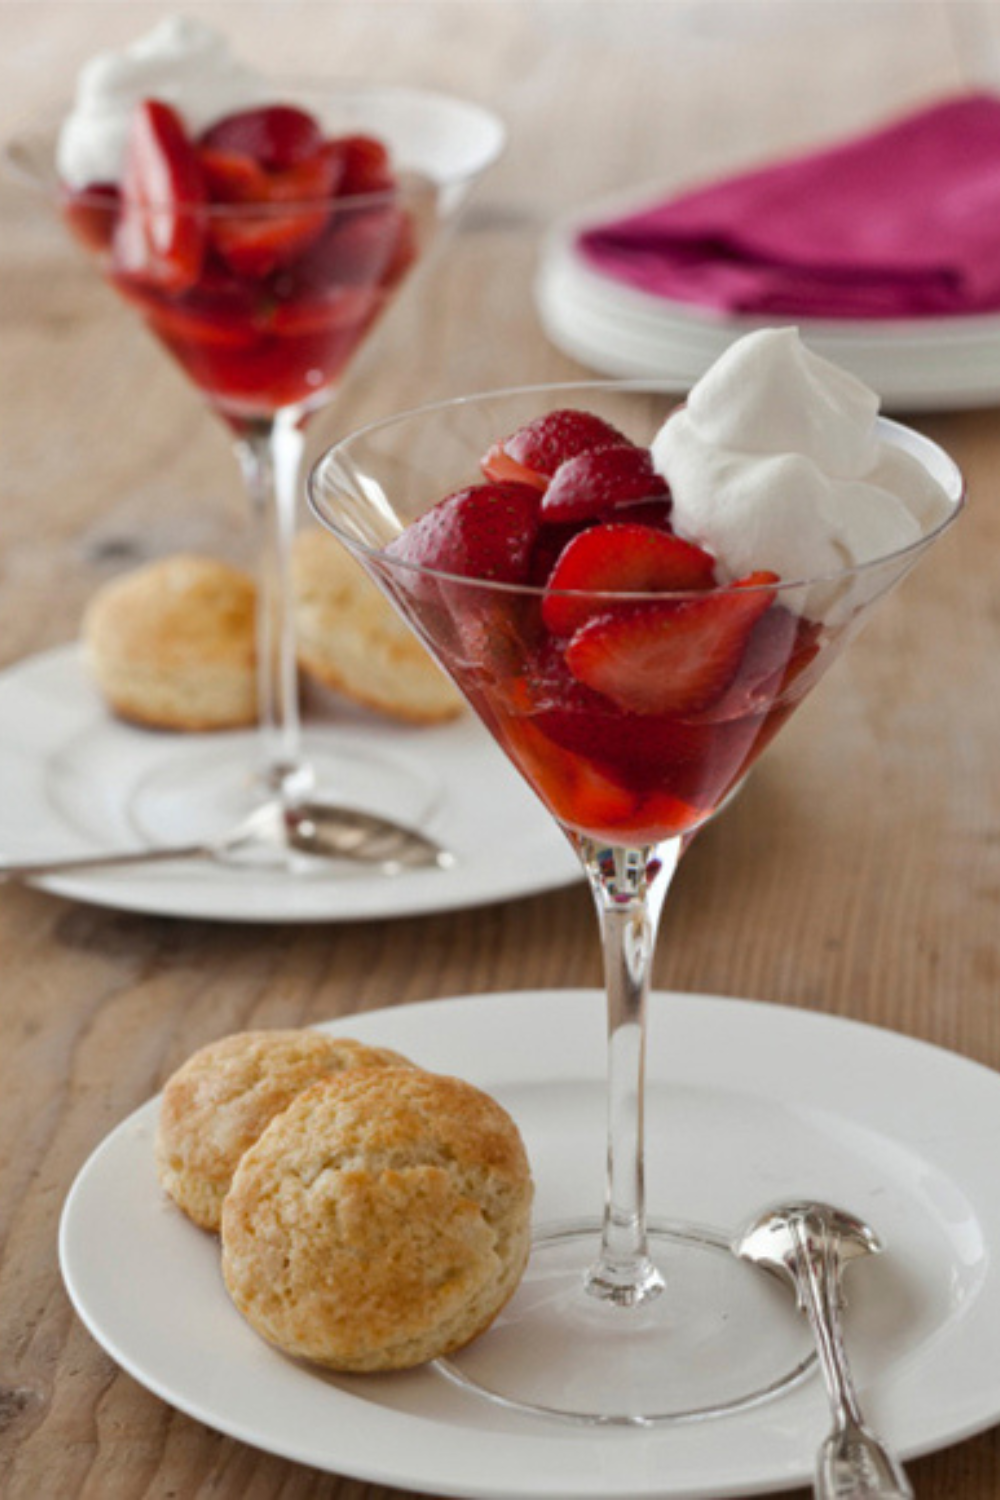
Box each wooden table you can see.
[2,3,999,1496]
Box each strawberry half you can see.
[386,482,543,586]
[199,105,325,169]
[542,444,669,524]
[482,409,634,491]
[113,100,207,292]
[565,572,779,716]
[542,523,717,636]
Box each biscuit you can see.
[155,1029,414,1232]
[82,553,257,731]
[291,528,464,724]
[221,1067,533,1371]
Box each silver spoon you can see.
[0,799,453,879]
[734,1202,913,1500]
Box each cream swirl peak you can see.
[651,328,950,609]
[57,16,269,188]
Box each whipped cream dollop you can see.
[57,16,269,188]
[651,329,951,617]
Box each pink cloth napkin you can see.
[577,93,1000,320]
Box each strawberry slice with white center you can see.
[482,409,634,491]
[542,523,716,635]
[113,100,207,292]
[565,572,779,716]
[541,444,669,524]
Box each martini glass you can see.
[6,86,503,858]
[309,380,964,1424]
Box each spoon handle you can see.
[0,843,208,878]
[817,1422,915,1500]
[791,1218,913,1500]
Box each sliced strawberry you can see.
[504,712,705,842]
[339,134,397,196]
[386,482,543,587]
[529,657,713,784]
[203,144,343,278]
[781,618,824,694]
[198,146,270,201]
[61,181,120,252]
[379,209,418,287]
[528,671,767,827]
[564,760,640,837]
[137,292,260,349]
[305,206,408,285]
[481,445,549,492]
[199,105,325,169]
[542,524,717,636]
[113,100,207,292]
[209,212,320,278]
[262,144,345,203]
[542,444,669,524]
[633,791,706,841]
[495,715,637,834]
[692,602,798,722]
[482,409,634,490]
[453,592,547,690]
[111,251,256,328]
[268,282,380,335]
[199,143,344,205]
[565,572,779,716]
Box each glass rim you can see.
[4,80,507,212]
[307,376,967,602]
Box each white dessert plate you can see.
[0,646,578,922]
[537,188,1000,410]
[60,989,1000,1499]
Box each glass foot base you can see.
[435,1218,815,1426]
[122,734,442,870]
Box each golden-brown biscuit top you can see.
[221,1067,533,1371]
[155,1029,413,1232]
[84,553,255,669]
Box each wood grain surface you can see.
[2,3,999,1497]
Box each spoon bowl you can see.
[735,1201,913,1500]
[0,798,452,880]
[736,1202,883,1293]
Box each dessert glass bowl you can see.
[308,378,964,1423]
[6,85,504,860]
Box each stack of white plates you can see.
[536,188,1000,411]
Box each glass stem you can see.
[575,835,684,1307]
[234,410,313,806]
